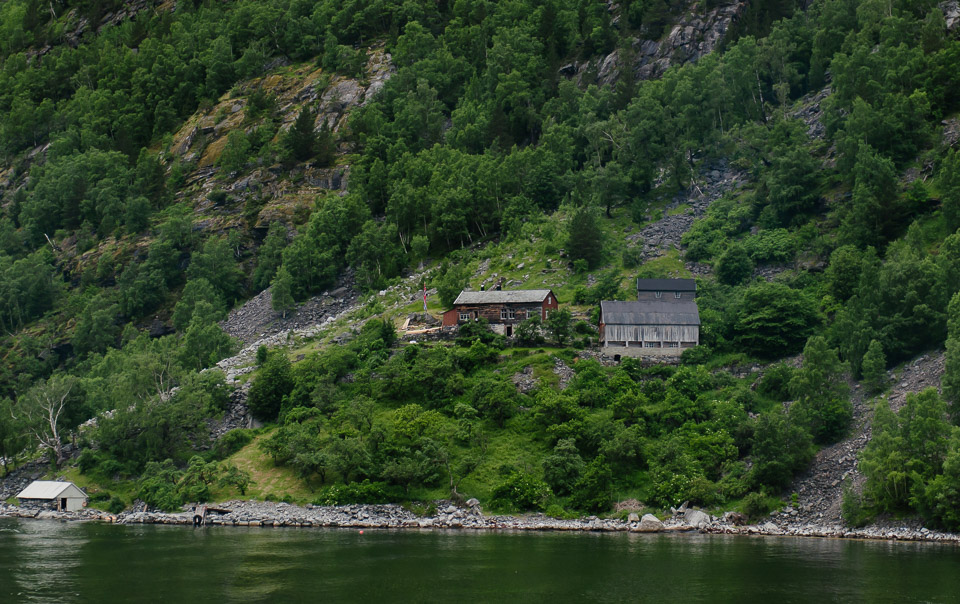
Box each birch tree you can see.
[14,375,77,467]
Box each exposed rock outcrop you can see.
[0,461,47,502]
[572,1,749,87]
[511,366,538,394]
[790,85,831,141]
[554,358,575,389]
[943,0,960,31]
[219,270,361,345]
[166,46,394,234]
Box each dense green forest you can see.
[2,0,960,529]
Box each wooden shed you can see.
[599,300,700,358]
[442,289,559,337]
[16,481,88,512]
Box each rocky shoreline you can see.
[2,500,958,544]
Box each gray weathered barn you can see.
[599,297,700,359]
[16,481,88,511]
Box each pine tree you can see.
[567,206,603,269]
[217,130,251,173]
[861,339,887,394]
[314,120,336,167]
[253,221,287,291]
[945,292,960,423]
[790,336,851,444]
[940,149,960,233]
[271,265,295,319]
[284,106,316,162]
[410,235,429,269]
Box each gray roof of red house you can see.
[453,289,554,305]
[636,278,697,292]
[600,300,701,325]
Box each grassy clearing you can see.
[636,248,690,279]
[220,431,316,503]
[459,420,551,502]
[54,466,138,510]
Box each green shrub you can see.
[213,429,254,459]
[734,282,820,359]
[622,247,643,268]
[97,458,124,478]
[751,411,814,489]
[456,319,500,348]
[206,189,230,204]
[248,352,295,422]
[570,455,614,513]
[741,492,775,521]
[88,491,112,503]
[312,480,402,506]
[789,336,851,444]
[742,229,796,263]
[490,471,551,511]
[681,345,713,365]
[544,503,578,520]
[107,497,127,514]
[757,363,795,401]
[861,339,887,392]
[574,320,594,336]
[715,244,754,285]
[78,449,103,474]
[542,439,585,496]
[841,481,870,528]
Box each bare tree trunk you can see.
[13,376,75,469]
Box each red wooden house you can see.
[442,289,559,337]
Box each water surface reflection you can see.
[1,519,958,603]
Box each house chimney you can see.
[480,284,485,291]
[495,277,504,291]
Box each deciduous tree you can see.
[13,375,78,467]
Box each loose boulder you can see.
[636,514,664,532]
[723,511,746,526]
[683,509,711,528]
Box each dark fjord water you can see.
[2,517,959,603]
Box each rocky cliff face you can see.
[567,0,749,86]
[25,0,166,61]
[943,0,960,30]
[167,47,394,233]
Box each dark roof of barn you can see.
[600,300,701,325]
[453,289,554,305]
[636,278,697,292]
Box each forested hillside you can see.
[2,0,960,529]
